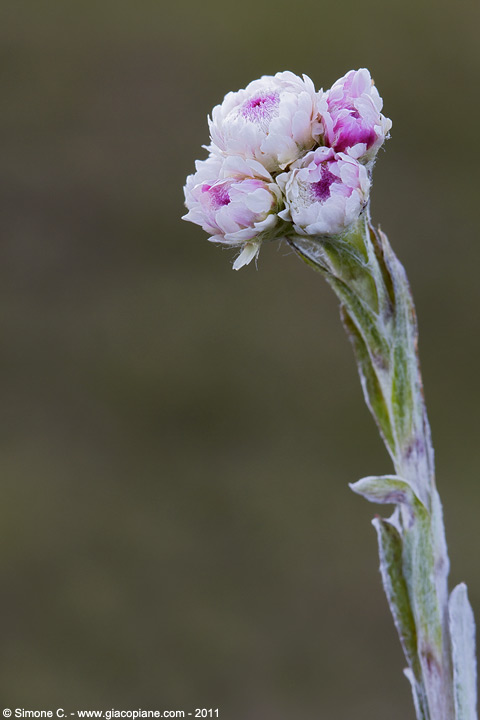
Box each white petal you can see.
[232,243,260,271]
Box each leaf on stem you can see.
[404,668,430,720]
[372,516,422,681]
[449,583,478,720]
[350,474,424,511]
[340,305,395,457]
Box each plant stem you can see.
[288,211,477,720]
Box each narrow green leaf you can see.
[340,306,395,456]
[391,340,414,439]
[288,235,388,358]
[350,474,425,513]
[402,509,448,718]
[403,509,442,650]
[449,583,477,720]
[404,668,430,720]
[372,517,421,678]
[328,274,390,361]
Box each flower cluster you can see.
[183,69,391,269]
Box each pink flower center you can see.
[332,106,376,152]
[311,166,337,201]
[203,183,231,209]
[241,92,280,123]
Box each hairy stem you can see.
[288,211,476,720]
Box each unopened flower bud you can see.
[321,68,392,162]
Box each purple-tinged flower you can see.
[182,154,283,270]
[277,147,370,236]
[321,69,392,162]
[208,72,323,174]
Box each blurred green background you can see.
[1,1,479,717]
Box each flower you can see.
[321,68,392,162]
[277,147,370,236]
[182,154,283,269]
[183,69,391,268]
[208,71,322,174]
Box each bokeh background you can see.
[1,1,479,717]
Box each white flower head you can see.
[277,147,370,236]
[182,154,283,269]
[208,71,323,174]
